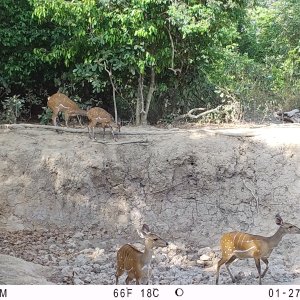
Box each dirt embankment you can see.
[0,124,300,285]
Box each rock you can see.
[61,266,73,277]
[187,253,198,261]
[59,259,68,266]
[83,275,92,283]
[49,244,60,253]
[78,240,94,251]
[75,254,88,266]
[0,254,54,284]
[73,232,85,240]
[197,260,205,267]
[200,254,211,261]
[93,263,102,273]
[82,265,93,273]
[66,240,77,249]
[198,247,212,256]
[74,278,84,285]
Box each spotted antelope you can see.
[216,214,300,284]
[87,107,120,141]
[115,224,168,285]
[47,92,87,127]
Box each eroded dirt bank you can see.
[0,124,300,284]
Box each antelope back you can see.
[220,231,260,259]
[47,92,80,112]
[87,107,114,122]
[87,107,121,129]
[117,244,143,271]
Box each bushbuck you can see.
[47,92,87,127]
[115,224,168,285]
[87,107,120,141]
[216,213,300,284]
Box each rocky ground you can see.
[1,228,299,285]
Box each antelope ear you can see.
[137,224,150,238]
[141,224,150,234]
[275,213,283,226]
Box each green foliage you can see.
[237,0,300,114]
[1,95,26,123]
[1,0,300,125]
[0,0,57,88]
[28,0,250,121]
[38,106,52,125]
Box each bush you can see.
[0,95,25,124]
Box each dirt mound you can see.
[0,124,300,284]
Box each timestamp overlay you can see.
[2,285,300,300]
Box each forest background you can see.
[1,0,299,125]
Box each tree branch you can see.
[166,25,181,75]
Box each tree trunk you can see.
[104,61,118,124]
[112,84,118,123]
[136,74,143,125]
[136,68,156,126]
[141,68,155,125]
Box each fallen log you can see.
[276,109,300,123]
[174,105,223,121]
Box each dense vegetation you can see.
[1,0,299,125]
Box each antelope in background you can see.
[115,224,168,285]
[87,107,120,141]
[47,92,87,127]
[216,213,300,284]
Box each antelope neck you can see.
[266,226,285,248]
[141,245,154,266]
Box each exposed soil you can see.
[1,123,300,285]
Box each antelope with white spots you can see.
[47,92,87,127]
[87,107,120,141]
[115,224,168,285]
[216,214,300,284]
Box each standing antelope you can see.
[47,92,87,127]
[87,107,120,141]
[216,214,300,285]
[115,224,168,285]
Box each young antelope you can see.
[115,224,168,285]
[87,107,120,141]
